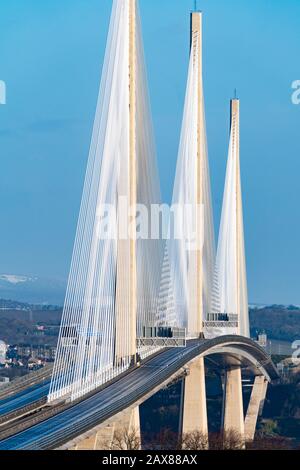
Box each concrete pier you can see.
[222,367,245,443]
[182,357,208,436]
[244,376,268,442]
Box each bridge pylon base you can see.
[222,366,245,447]
[181,357,208,441]
[69,406,141,450]
[244,376,268,442]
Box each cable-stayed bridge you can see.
[0,0,278,449]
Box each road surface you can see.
[0,337,278,450]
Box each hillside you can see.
[250,305,300,342]
[0,301,300,347]
[0,299,62,346]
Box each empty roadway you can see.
[0,337,278,450]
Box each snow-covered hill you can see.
[0,274,66,306]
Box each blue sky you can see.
[0,0,299,305]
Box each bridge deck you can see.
[0,381,50,418]
[0,336,278,450]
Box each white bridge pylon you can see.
[48,0,162,403]
[159,11,215,338]
[210,99,250,338]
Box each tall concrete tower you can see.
[221,99,248,444]
[181,10,208,439]
[230,98,249,337]
[115,0,137,365]
[189,10,204,337]
[49,0,162,404]
[215,98,249,338]
[129,0,137,361]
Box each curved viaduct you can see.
[0,336,278,450]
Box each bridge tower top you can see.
[190,11,205,337]
[214,97,250,338]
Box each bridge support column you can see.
[113,406,140,443]
[71,424,115,450]
[222,367,245,445]
[244,376,268,442]
[69,426,114,451]
[181,357,208,438]
[70,406,140,450]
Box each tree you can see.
[209,430,245,450]
[105,427,141,450]
[181,431,208,450]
